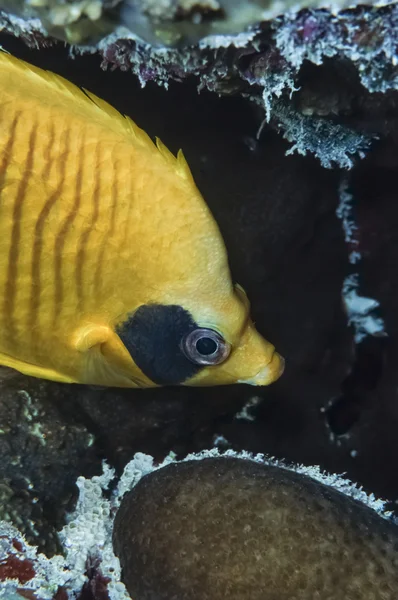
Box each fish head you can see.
[109,283,284,388]
[180,283,285,387]
[74,147,284,388]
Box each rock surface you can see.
[0,371,100,555]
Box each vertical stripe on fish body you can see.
[0,51,284,388]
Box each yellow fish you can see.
[0,51,284,388]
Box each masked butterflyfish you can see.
[0,51,284,388]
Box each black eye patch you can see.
[116,304,203,385]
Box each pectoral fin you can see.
[73,324,112,352]
[73,324,156,388]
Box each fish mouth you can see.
[238,352,285,386]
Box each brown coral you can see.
[113,457,398,600]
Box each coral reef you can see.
[0,521,68,600]
[0,0,121,43]
[0,372,101,555]
[0,0,398,597]
[114,454,398,600]
[3,451,397,599]
[2,0,398,164]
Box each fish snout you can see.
[239,352,285,386]
[227,318,284,387]
[187,319,284,386]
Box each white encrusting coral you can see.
[234,395,262,421]
[0,521,69,599]
[59,463,121,598]
[336,175,386,343]
[336,176,360,265]
[1,0,394,167]
[342,274,386,343]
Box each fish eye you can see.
[181,328,230,366]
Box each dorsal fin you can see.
[156,138,195,183]
[156,137,177,165]
[83,88,154,148]
[0,49,193,182]
[176,148,195,184]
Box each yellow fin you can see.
[156,138,195,183]
[83,344,142,388]
[156,137,177,165]
[73,324,112,352]
[73,324,156,388]
[0,351,76,383]
[80,87,125,121]
[125,114,155,148]
[0,50,155,151]
[177,148,195,183]
[0,50,195,181]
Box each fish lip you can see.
[276,354,285,375]
[238,352,285,386]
